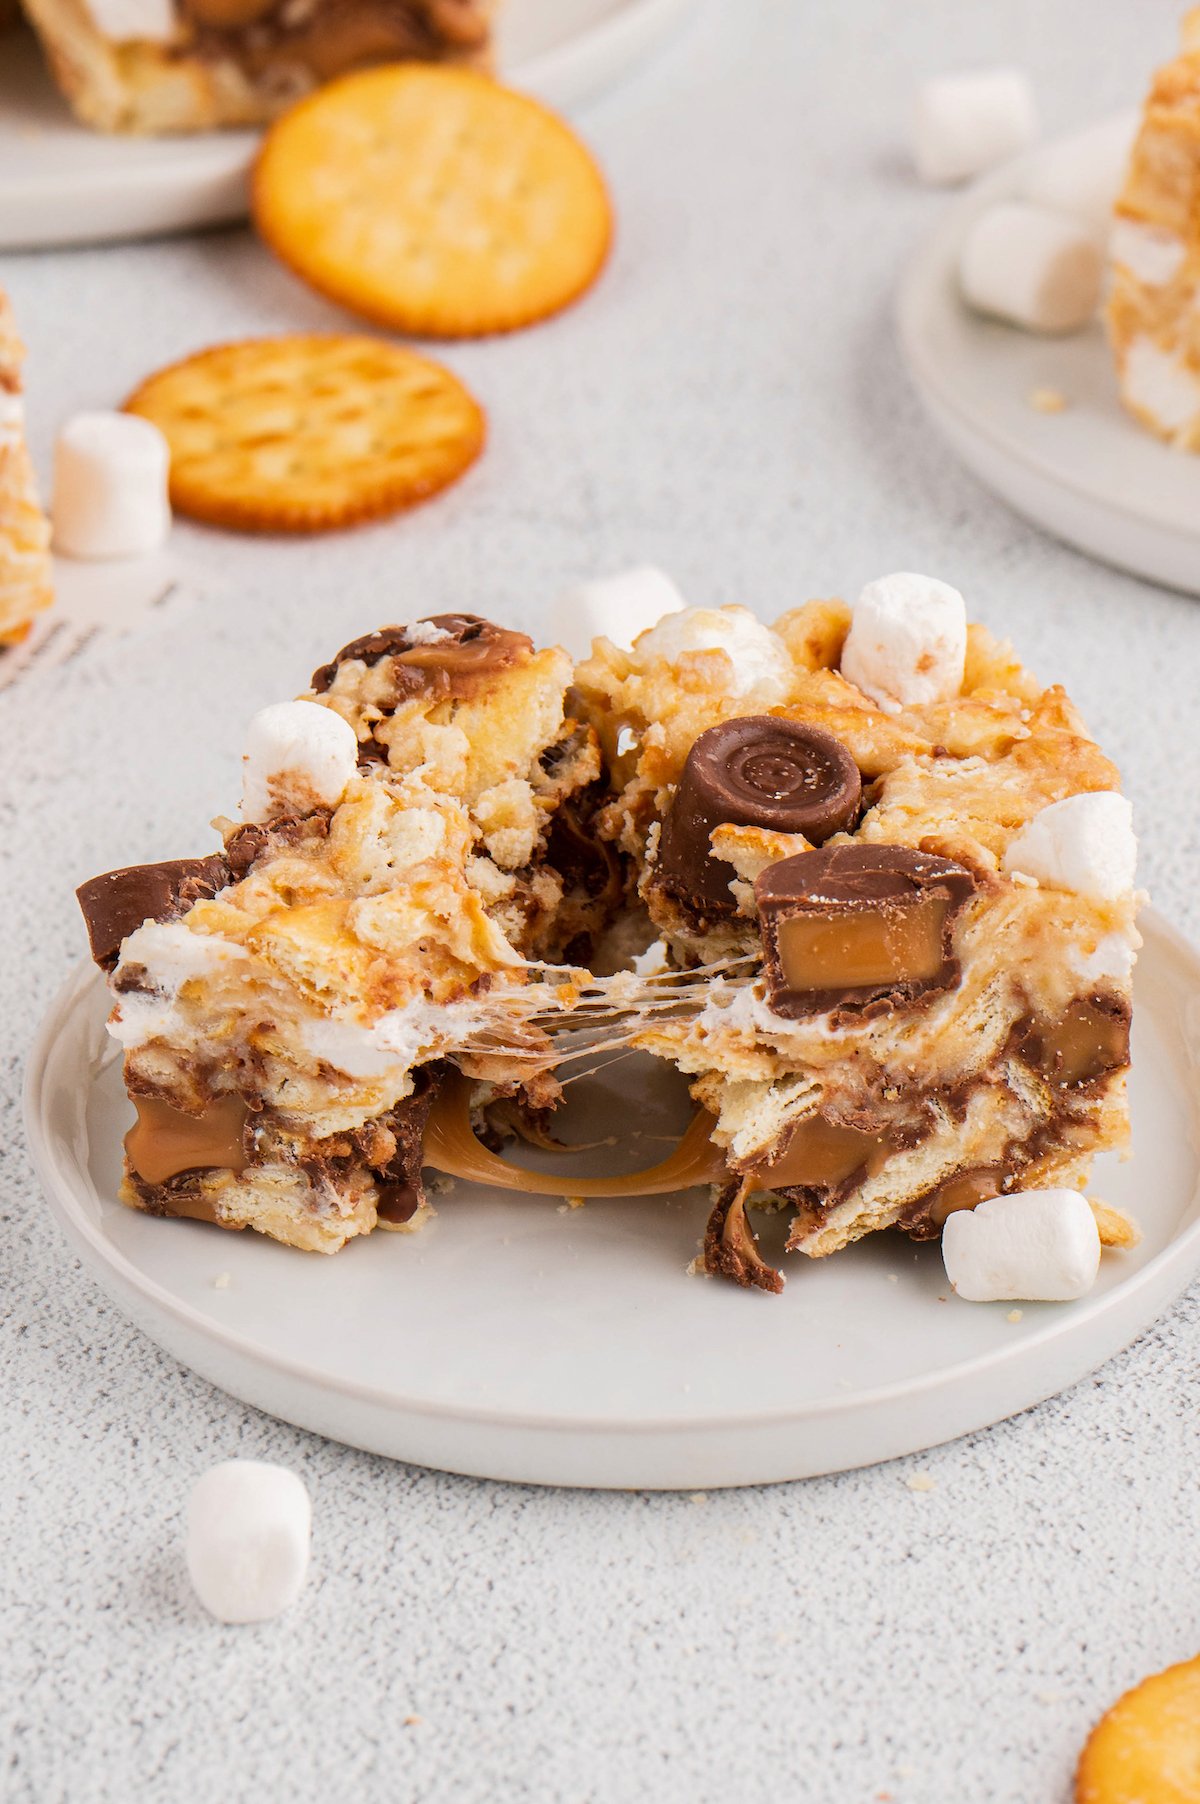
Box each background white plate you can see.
[24,909,1200,1490]
[0,0,699,250]
[898,113,1200,597]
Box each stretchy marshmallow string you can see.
[423,1071,727,1196]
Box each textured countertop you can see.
[3,2,1198,1799]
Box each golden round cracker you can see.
[124,334,485,534]
[1076,1655,1200,1803]
[252,66,612,338]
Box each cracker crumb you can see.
[1036,1689,1064,1705]
[213,1272,231,1290]
[1007,1308,1024,1323]
[403,1714,422,1727]
[688,1491,708,1505]
[906,1471,937,1493]
[562,1196,585,1210]
[886,1273,899,1283]
[1029,385,1068,413]
[686,1255,709,1277]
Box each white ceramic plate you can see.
[0,0,699,250]
[898,113,1200,597]
[24,908,1200,1490]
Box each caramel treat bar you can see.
[78,588,1138,1292]
[21,0,497,132]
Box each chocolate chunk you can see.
[311,614,532,697]
[365,1068,442,1225]
[656,717,862,916]
[755,843,976,1019]
[77,856,230,971]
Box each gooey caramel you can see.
[753,1115,888,1190]
[774,895,951,994]
[125,1094,249,1188]
[1028,998,1130,1088]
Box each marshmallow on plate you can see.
[635,605,792,701]
[53,411,171,560]
[1002,792,1136,901]
[1021,119,1137,235]
[912,68,1038,186]
[559,565,685,658]
[242,699,359,823]
[942,1189,1101,1302]
[959,201,1103,333]
[186,1460,312,1624]
[840,572,966,711]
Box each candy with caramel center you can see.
[755,843,976,1018]
[656,716,862,915]
[125,1093,249,1189]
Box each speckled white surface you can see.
[3,3,1199,1799]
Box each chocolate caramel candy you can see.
[656,717,862,916]
[77,855,230,971]
[1017,994,1130,1089]
[311,614,532,698]
[755,843,976,1018]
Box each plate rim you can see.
[895,109,1200,549]
[24,904,1200,1439]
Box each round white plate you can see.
[0,0,699,250]
[24,908,1200,1489]
[898,113,1200,597]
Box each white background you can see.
[2,1,1198,1799]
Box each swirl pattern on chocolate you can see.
[655,716,862,916]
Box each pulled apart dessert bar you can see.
[78,579,1140,1291]
[21,0,495,132]
[0,289,53,646]
[1108,13,1200,447]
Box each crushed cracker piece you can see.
[1029,385,1068,413]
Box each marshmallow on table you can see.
[1002,792,1136,901]
[959,201,1102,333]
[559,564,685,659]
[52,411,171,560]
[912,67,1038,186]
[840,572,966,710]
[242,699,359,823]
[942,1189,1101,1302]
[186,1460,311,1624]
[635,605,792,702]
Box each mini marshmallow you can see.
[242,699,359,823]
[840,572,966,710]
[1121,336,1200,435]
[53,411,171,560]
[186,1460,311,1624]
[959,201,1102,333]
[942,1189,1101,1302]
[912,67,1038,186]
[635,605,792,701]
[1021,118,1137,234]
[1002,792,1136,901]
[558,565,685,658]
[84,0,175,38]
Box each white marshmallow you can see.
[959,201,1102,333]
[1002,792,1136,901]
[1121,336,1200,435]
[558,565,685,659]
[186,1460,311,1624]
[1109,218,1186,288]
[242,699,359,823]
[83,0,175,41]
[53,411,171,560]
[634,605,791,701]
[841,572,966,710]
[942,1189,1101,1302]
[912,67,1038,186]
[1021,119,1137,234]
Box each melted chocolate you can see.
[77,856,230,972]
[311,614,532,700]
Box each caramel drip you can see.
[125,1094,249,1187]
[423,1072,726,1196]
